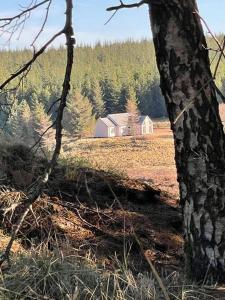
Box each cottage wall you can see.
[141,117,154,134]
[94,119,109,137]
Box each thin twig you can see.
[47,98,61,114]
[194,10,225,61]
[31,0,52,47]
[213,82,225,103]
[104,10,118,25]
[0,0,50,25]
[213,37,225,79]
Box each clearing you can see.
[63,128,178,198]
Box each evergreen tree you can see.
[100,77,120,114]
[63,91,94,136]
[32,100,55,153]
[4,99,34,145]
[81,74,91,99]
[138,78,167,118]
[125,90,140,136]
[81,77,105,118]
[89,80,105,118]
[6,99,21,139]
[120,83,131,112]
[18,100,34,144]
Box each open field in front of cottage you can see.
[62,127,178,198]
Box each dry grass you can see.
[64,136,175,171]
[0,249,221,300]
[62,130,178,197]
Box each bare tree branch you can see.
[0,0,52,49]
[194,10,225,61]
[213,82,225,103]
[213,37,225,78]
[31,0,53,47]
[0,0,50,26]
[104,10,119,26]
[107,0,148,12]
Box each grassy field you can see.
[63,128,178,197]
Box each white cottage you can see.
[94,113,153,138]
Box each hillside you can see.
[1,37,225,127]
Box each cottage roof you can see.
[107,113,151,126]
[138,115,152,124]
[100,117,115,127]
[108,113,130,126]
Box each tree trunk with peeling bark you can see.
[149,0,225,281]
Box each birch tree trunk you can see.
[149,0,225,282]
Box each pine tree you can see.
[32,101,55,153]
[63,91,94,136]
[18,100,34,144]
[89,80,105,118]
[0,39,224,122]
[125,89,140,136]
[136,77,167,118]
[100,77,120,114]
[81,74,91,99]
[6,99,21,140]
[81,78,105,118]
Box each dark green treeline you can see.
[0,38,224,138]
